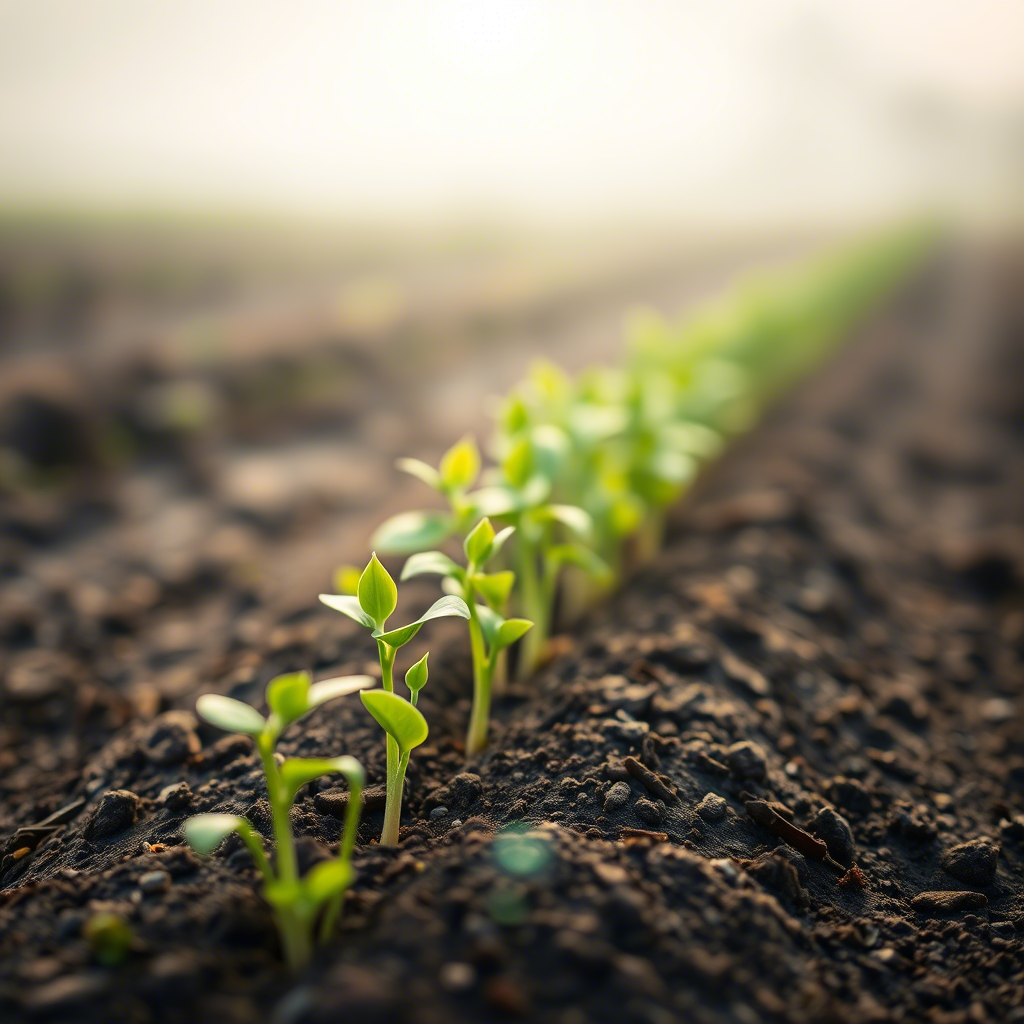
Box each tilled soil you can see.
[1,246,1022,1024]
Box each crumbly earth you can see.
[1,247,1022,1024]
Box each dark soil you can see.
[1,245,1022,1024]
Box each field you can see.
[1,230,1022,1024]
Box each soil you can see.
[1,244,1022,1024]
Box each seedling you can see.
[319,553,470,845]
[372,435,482,554]
[401,516,533,753]
[184,670,371,970]
[471,430,610,678]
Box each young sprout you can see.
[359,660,429,846]
[471,431,610,678]
[319,553,470,845]
[400,516,532,754]
[372,435,481,554]
[185,670,372,970]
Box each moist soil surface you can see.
[1,247,1023,1024]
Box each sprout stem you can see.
[376,640,401,845]
[466,652,496,755]
[380,751,410,847]
[319,774,362,944]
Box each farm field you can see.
[1,230,1021,1024]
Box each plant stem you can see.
[257,733,310,970]
[380,751,409,847]
[319,776,362,944]
[376,640,401,846]
[466,651,495,755]
[465,591,491,751]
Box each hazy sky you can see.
[1,0,1020,224]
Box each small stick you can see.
[623,756,680,805]
[745,800,846,875]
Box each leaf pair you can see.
[196,671,374,738]
[373,436,482,554]
[319,552,470,647]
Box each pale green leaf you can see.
[373,595,470,648]
[439,435,480,492]
[195,694,266,736]
[184,813,246,856]
[372,510,453,554]
[464,517,495,564]
[318,593,375,629]
[400,550,460,581]
[471,570,515,608]
[360,690,429,754]
[404,652,429,695]
[358,553,397,631]
[396,457,441,491]
[495,618,534,650]
[265,671,311,726]
[307,674,375,708]
[304,859,353,906]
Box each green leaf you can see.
[396,457,441,491]
[372,510,453,554]
[439,435,480,492]
[475,603,503,649]
[265,671,311,726]
[358,553,397,631]
[471,570,515,608]
[400,550,460,581]
[373,595,470,648]
[530,425,570,481]
[308,674,375,708]
[195,694,266,736]
[405,653,429,695]
[360,690,429,754]
[304,859,354,906]
[280,756,366,802]
[184,813,248,856]
[544,504,593,538]
[464,517,495,564]
[318,593,375,630]
[495,618,534,650]
[503,437,533,489]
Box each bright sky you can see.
[1,0,1020,224]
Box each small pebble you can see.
[810,806,856,866]
[911,891,988,913]
[139,870,170,895]
[942,838,999,887]
[86,790,140,839]
[159,782,192,812]
[726,741,767,782]
[439,962,476,992]
[430,806,449,820]
[603,782,632,813]
[696,793,728,823]
[634,797,666,825]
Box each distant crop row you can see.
[186,228,930,968]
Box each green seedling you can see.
[185,670,371,970]
[399,520,528,753]
[471,430,610,678]
[401,516,533,753]
[319,553,470,845]
[372,435,481,554]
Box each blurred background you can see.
[0,0,1021,609]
